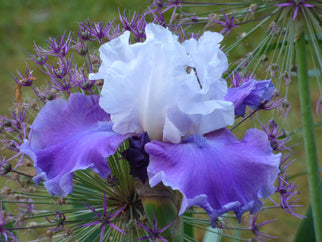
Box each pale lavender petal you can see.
[225,80,274,116]
[145,128,280,227]
[20,93,128,196]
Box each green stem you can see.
[183,212,194,240]
[135,180,183,241]
[296,33,322,242]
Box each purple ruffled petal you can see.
[145,128,280,227]
[20,93,128,196]
[225,80,274,116]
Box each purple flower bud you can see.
[78,20,91,41]
[249,215,277,240]
[125,132,150,183]
[30,32,71,58]
[272,168,304,219]
[82,20,115,43]
[119,10,147,42]
[12,63,35,87]
[29,43,48,65]
[46,211,66,231]
[72,66,95,93]
[3,120,11,127]
[260,120,292,152]
[72,40,88,57]
[43,56,73,79]
[0,160,11,174]
[46,32,72,57]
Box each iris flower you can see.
[20,23,280,227]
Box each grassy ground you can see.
[0,1,321,241]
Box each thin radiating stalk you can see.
[296,33,322,242]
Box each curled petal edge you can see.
[19,93,129,196]
[145,128,280,227]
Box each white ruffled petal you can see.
[183,31,228,90]
[145,23,178,42]
[91,23,234,142]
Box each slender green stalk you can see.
[296,33,322,242]
[183,212,194,240]
[135,180,183,241]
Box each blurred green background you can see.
[0,0,147,114]
[0,0,321,241]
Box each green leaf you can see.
[293,204,315,242]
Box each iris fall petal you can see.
[20,93,128,196]
[145,128,280,227]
